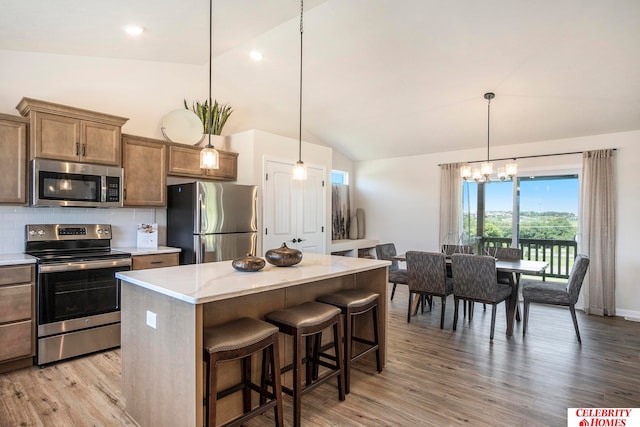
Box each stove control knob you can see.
[97,229,103,234]
[37,229,45,236]
[103,228,110,234]
[28,229,36,236]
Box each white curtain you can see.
[439,163,463,246]
[579,149,616,316]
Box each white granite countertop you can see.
[113,246,181,256]
[116,253,390,305]
[0,253,37,266]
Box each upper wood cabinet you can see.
[122,134,167,207]
[0,114,28,205]
[16,97,128,166]
[168,144,238,181]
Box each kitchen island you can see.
[116,253,390,427]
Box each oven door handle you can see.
[38,258,132,273]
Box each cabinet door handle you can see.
[76,142,80,156]
[123,188,127,200]
[82,144,86,157]
[150,261,164,265]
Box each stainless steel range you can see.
[25,224,131,366]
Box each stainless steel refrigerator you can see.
[167,182,258,264]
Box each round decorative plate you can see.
[160,109,204,145]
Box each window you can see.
[331,170,349,185]
[463,174,579,278]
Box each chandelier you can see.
[461,92,517,182]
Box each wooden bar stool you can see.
[264,301,345,427]
[203,317,283,427]
[316,289,382,394]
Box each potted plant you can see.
[184,99,233,135]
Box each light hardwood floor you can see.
[1,285,639,426]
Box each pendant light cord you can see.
[486,94,491,162]
[298,0,304,162]
[207,0,213,149]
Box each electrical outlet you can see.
[146,310,157,329]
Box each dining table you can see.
[393,253,548,337]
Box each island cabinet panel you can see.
[0,114,28,205]
[16,97,128,166]
[121,284,202,427]
[122,134,167,207]
[168,144,238,181]
[118,254,389,427]
[0,264,35,374]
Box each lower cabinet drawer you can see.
[0,265,32,286]
[0,284,32,323]
[0,320,32,361]
[132,253,179,270]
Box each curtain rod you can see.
[438,148,617,167]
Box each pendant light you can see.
[200,0,220,170]
[461,92,517,182]
[479,92,494,180]
[292,0,307,180]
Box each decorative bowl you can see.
[265,243,303,267]
[231,253,266,272]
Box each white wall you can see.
[356,131,640,319]
[0,50,205,138]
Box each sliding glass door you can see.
[463,174,579,278]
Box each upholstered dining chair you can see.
[521,254,590,342]
[375,243,408,300]
[406,251,453,328]
[442,244,475,314]
[485,246,522,319]
[450,254,513,340]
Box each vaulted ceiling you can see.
[1,0,638,161]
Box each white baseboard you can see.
[615,308,640,322]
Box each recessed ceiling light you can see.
[124,25,144,36]
[250,51,263,61]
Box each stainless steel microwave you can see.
[31,158,123,207]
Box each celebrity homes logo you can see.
[568,408,639,426]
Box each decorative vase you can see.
[349,216,358,240]
[231,253,266,272]
[356,208,365,239]
[265,243,303,267]
[200,134,226,150]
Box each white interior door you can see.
[263,160,326,255]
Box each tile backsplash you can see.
[0,206,167,253]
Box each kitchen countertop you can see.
[113,246,181,256]
[116,253,390,305]
[0,253,37,266]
